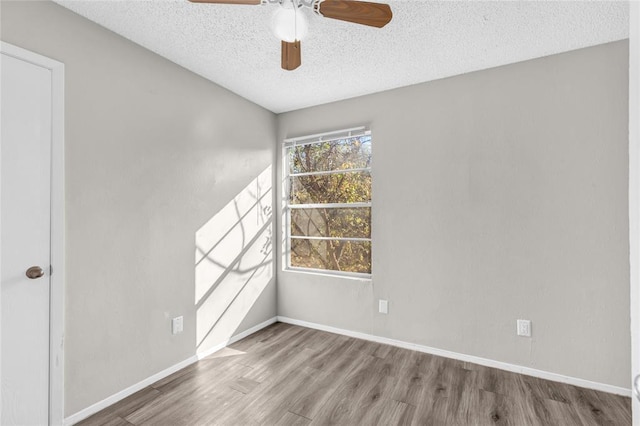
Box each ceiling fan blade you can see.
[188,0,261,4]
[281,40,301,71]
[317,0,392,28]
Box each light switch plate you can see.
[379,299,388,314]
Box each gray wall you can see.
[277,40,631,388]
[1,1,277,416]
[0,0,631,416]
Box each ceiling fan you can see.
[188,0,393,71]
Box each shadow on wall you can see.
[194,166,273,353]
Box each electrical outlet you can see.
[172,316,183,335]
[517,319,531,337]
[379,299,388,314]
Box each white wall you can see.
[278,40,631,389]
[1,0,277,416]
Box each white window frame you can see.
[282,126,372,279]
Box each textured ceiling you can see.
[54,0,629,113]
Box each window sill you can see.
[283,267,372,282]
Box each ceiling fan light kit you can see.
[188,0,392,71]
[272,2,308,43]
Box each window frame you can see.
[282,126,372,279]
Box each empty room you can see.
[1,0,639,425]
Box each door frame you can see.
[0,41,65,426]
[630,2,639,425]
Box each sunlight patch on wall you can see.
[195,166,273,352]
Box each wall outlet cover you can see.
[517,319,531,337]
[172,316,184,335]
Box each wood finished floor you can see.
[78,322,631,426]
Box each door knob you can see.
[25,266,44,279]
[634,374,640,402]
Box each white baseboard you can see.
[63,355,197,426]
[64,316,278,426]
[277,316,631,398]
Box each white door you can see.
[1,51,53,425]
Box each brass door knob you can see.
[25,266,44,279]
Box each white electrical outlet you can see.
[517,319,531,337]
[172,316,183,335]
[379,299,388,314]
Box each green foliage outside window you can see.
[287,135,372,274]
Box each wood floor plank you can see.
[299,329,340,352]
[411,394,449,425]
[124,362,251,425]
[275,411,311,426]
[476,363,515,396]
[130,387,245,426]
[101,417,135,426]
[596,389,634,424]
[449,368,482,424]
[228,376,260,394]
[309,354,383,425]
[390,350,435,407]
[475,389,512,426]
[231,323,301,366]
[80,323,631,426]
[216,348,318,425]
[238,327,314,382]
[375,346,415,379]
[288,350,370,419]
[372,399,412,425]
[570,385,625,425]
[249,365,318,425]
[81,415,135,426]
[347,369,397,424]
[153,357,251,395]
[351,337,394,359]
[305,334,357,372]
[544,398,585,426]
[227,322,285,352]
[503,373,547,425]
[77,388,161,426]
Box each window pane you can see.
[290,239,371,274]
[291,208,371,239]
[288,136,372,174]
[289,171,371,204]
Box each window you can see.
[283,127,372,277]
